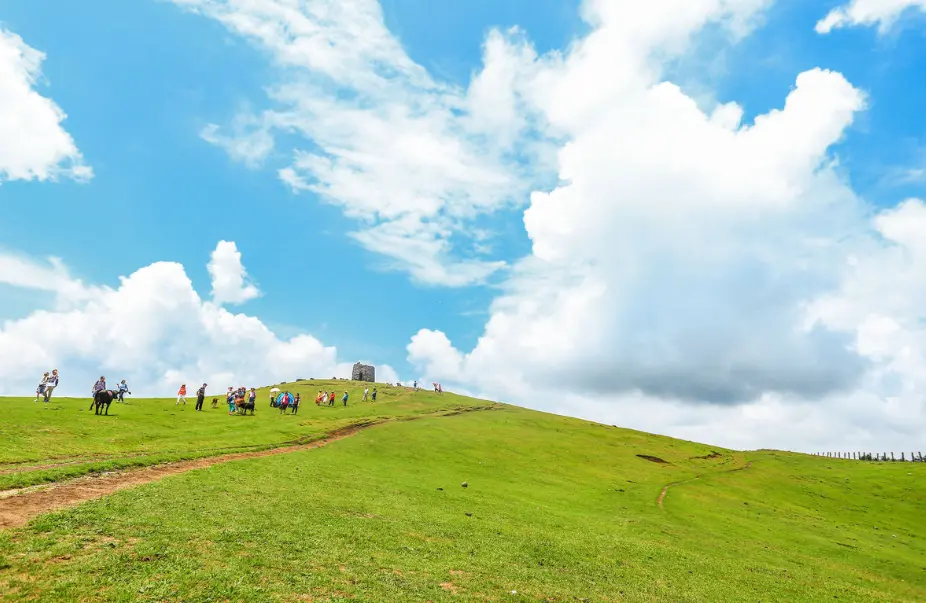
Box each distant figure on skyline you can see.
[117,380,130,403]
[44,369,59,402]
[34,372,48,403]
[90,376,106,410]
[195,383,207,411]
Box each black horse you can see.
[91,390,116,415]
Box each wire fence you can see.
[813,452,925,462]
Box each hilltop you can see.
[0,381,924,601]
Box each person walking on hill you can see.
[195,383,207,411]
[371,387,377,402]
[292,393,300,414]
[227,387,236,415]
[176,384,187,405]
[90,376,106,410]
[117,380,130,403]
[342,391,349,406]
[248,387,257,411]
[44,369,59,402]
[315,390,323,405]
[34,372,49,403]
[362,387,369,402]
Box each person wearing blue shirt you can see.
[117,380,130,403]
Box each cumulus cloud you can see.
[171,0,546,287]
[0,27,91,183]
[173,0,926,451]
[816,0,926,34]
[0,243,372,397]
[207,240,261,305]
[405,0,926,452]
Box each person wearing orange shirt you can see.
[176,384,187,405]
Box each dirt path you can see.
[657,460,753,508]
[0,408,490,531]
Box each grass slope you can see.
[0,381,486,490]
[1,383,924,602]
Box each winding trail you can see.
[0,406,493,530]
[657,460,753,508]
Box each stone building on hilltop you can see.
[352,362,375,383]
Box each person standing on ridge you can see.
[342,391,349,406]
[34,372,48,403]
[117,380,130,403]
[195,383,207,411]
[176,384,187,405]
[44,369,59,402]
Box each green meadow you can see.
[1,381,924,601]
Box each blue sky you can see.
[3,0,926,450]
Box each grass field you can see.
[1,381,924,601]
[0,381,486,491]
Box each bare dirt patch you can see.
[440,582,459,594]
[636,454,670,464]
[691,451,724,460]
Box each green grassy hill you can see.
[1,381,924,601]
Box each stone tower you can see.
[351,362,375,383]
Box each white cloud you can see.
[171,0,547,287]
[406,0,926,452]
[816,0,926,34]
[0,243,356,397]
[207,240,260,305]
[200,115,273,167]
[174,0,926,451]
[0,27,91,183]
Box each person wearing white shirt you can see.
[43,369,60,402]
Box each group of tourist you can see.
[313,386,377,406]
[37,372,397,415]
[33,369,61,403]
[273,392,301,414]
[91,376,131,404]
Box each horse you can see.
[92,390,117,415]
